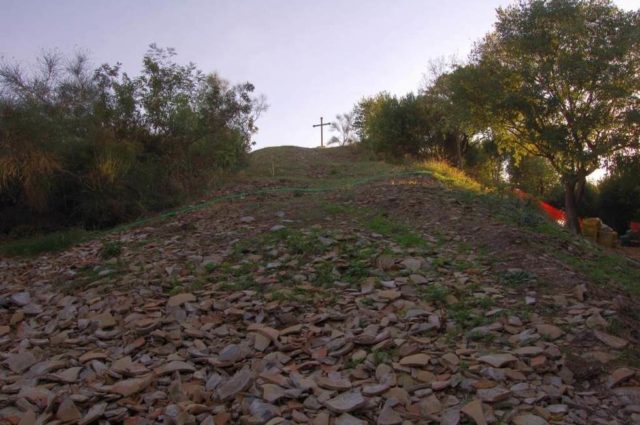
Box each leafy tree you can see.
[507,156,559,197]
[328,112,358,146]
[353,91,468,163]
[449,0,640,233]
[598,153,640,233]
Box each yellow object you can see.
[598,229,618,248]
[582,217,601,240]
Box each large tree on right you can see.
[451,0,640,233]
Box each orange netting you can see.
[513,189,566,223]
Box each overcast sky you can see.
[1,0,637,150]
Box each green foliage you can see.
[353,92,467,163]
[598,154,640,233]
[447,0,640,231]
[507,156,559,198]
[0,45,266,233]
[366,214,427,248]
[99,241,123,259]
[0,228,92,257]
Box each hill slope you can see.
[1,146,639,424]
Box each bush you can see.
[0,45,266,233]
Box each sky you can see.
[1,0,638,152]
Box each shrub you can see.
[0,45,266,233]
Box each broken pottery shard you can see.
[535,324,563,340]
[217,367,253,401]
[18,410,37,425]
[7,351,37,373]
[594,330,629,349]
[476,387,511,403]
[79,402,107,425]
[377,402,402,425]
[607,368,635,388]
[440,408,461,425]
[399,353,430,367]
[262,384,286,403]
[317,375,352,391]
[477,354,517,368]
[154,360,196,376]
[167,292,196,307]
[108,375,153,397]
[57,397,82,422]
[325,391,367,413]
[461,399,487,425]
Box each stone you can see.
[461,399,487,425]
[477,354,517,368]
[11,291,31,306]
[594,330,629,349]
[167,292,196,307]
[336,413,367,425]
[217,367,253,401]
[513,414,549,425]
[325,391,367,413]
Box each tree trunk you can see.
[564,180,581,234]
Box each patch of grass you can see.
[499,269,535,286]
[372,350,391,366]
[467,330,496,343]
[345,357,365,369]
[0,228,93,257]
[366,215,427,248]
[420,160,483,192]
[560,250,640,296]
[99,241,123,259]
[419,285,450,305]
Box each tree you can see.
[598,153,640,233]
[328,112,358,146]
[449,0,640,233]
[507,156,559,197]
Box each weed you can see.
[500,269,535,286]
[345,357,365,369]
[366,215,426,248]
[99,241,123,259]
[0,228,92,257]
[372,350,391,366]
[360,297,375,307]
[419,285,450,305]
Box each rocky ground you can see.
[1,152,639,425]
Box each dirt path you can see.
[1,172,639,424]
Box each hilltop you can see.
[1,146,639,424]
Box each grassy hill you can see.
[0,145,639,423]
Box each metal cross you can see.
[313,116,332,148]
